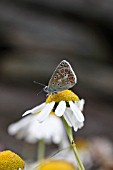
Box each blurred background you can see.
[0,0,113,166]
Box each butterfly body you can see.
[44,60,77,95]
[43,86,58,94]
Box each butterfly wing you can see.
[48,60,77,92]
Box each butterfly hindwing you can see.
[48,60,77,92]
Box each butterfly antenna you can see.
[36,89,44,96]
[33,81,46,87]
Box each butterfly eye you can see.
[52,82,55,85]
[71,76,74,80]
[54,76,57,79]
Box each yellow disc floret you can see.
[50,111,55,115]
[38,160,76,170]
[0,150,24,170]
[46,90,79,103]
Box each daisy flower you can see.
[23,90,85,132]
[36,159,76,170]
[0,150,24,170]
[22,90,85,170]
[8,114,68,147]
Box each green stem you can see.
[62,117,85,170]
[37,139,45,161]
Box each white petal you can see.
[63,107,84,132]
[22,102,46,116]
[27,114,67,145]
[55,101,66,117]
[69,101,84,122]
[78,121,84,129]
[8,123,20,135]
[77,99,85,111]
[65,109,80,131]
[73,120,84,131]
[8,115,32,135]
[65,110,84,132]
[36,101,55,122]
[49,115,67,145]
[63,108,73,127]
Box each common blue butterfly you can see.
[43,60,77,94]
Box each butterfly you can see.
[43,60,77,95]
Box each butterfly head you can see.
[43,86,49,93]
[43,86,58,95]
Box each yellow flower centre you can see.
[38,160,76,170]
[46,90,79,103]
[0,150,24,170]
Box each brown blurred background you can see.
[0,0,113,160]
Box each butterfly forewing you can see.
[48,60,77,92]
